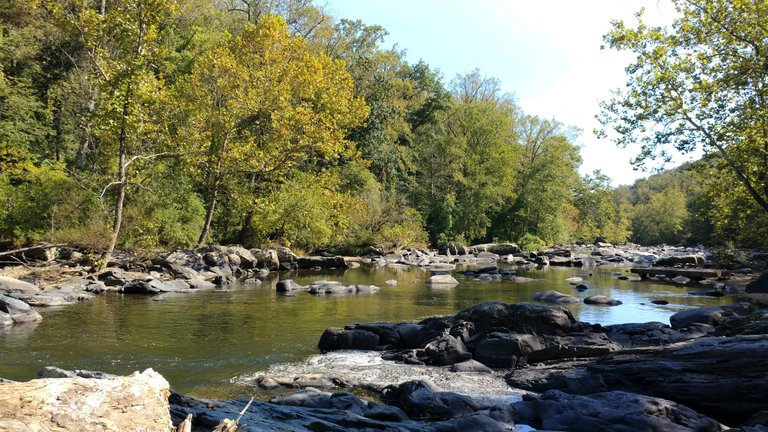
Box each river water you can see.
[0,264,731,399]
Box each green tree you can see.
[491,115,582,244]
[413,70,518,245]
[631,186,689,245]
[172,15,367,246]
[573,171,631,244]
[599,0,768,216]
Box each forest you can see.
[1,0,767,262]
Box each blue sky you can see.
[323,0,681,186]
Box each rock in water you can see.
[0,294,42,325]
[426,274,459,285]
[532,290,579,304]
[0,369,172,431]
[583,295,622,306]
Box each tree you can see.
[631,186,689,245]
[573,171,631,244]
[599,0,768,216]
[172,15,367,246]
[49,0,177,267]
[491,115,582,244]
[413,70,518,245]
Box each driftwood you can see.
[0,243,65,259]
[175,414,192,432]
[212,397,255,432]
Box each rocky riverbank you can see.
[1,241,764,329]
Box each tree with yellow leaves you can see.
[172,14,367,246]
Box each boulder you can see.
[532,290,579,304]
[583,295,622,306]
[655,255,705,267]
[381,379,478,421]
[297,256,348,269]
[0,294,42,325]
[318,328,379,352]
[473,333,545,368]
[119,280,160,295]
[454,302,576,335]
[505,335,768,424]
[0,369,172,431]
[426,274,459,285]
[9,290,95,307]
[450,359,494,374]
[224,245,258,270]
[252,248,280,270]
[511,390,726,432]
[670,304,751,330]
[746,271,768,294]
[420,335,471,366]
[0,276,39,292]
[186,279,216,289]
[276,279,303,293]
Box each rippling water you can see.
[0,264,732,398]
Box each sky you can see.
[322,0,681,186]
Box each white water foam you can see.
[232,350,524,406]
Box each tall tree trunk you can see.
[197,171,221,247]
[99,92,130,270]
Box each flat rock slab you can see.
[0,369,172,431]
[0,276,39,292]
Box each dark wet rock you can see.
[651,300,669,305]
[0,293,42,325]
[99,269,135,287]
[420,335,471,366]
[505,335,768,424]
[583,295,622,306]
[472,333,545,368]
[318,328,379,352]
[573,284,589,291]
[270,387,332,408]
[455,302,577,336]
[655,255,705,267]
[381,379,478,421]
[688,289,725,297]
[297,256,348,269]
[746,271,768,294]
[363,402,410,422]
[603,321,712,347]
[670,304,751,330]
[532,290,579,304]
[715,309,768,336]
[120,280,160,294]
[276,279,304,292]
[450,359,493,374]
[212,275,237,286]
[511,390,726,432]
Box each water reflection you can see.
[0,264,733,398]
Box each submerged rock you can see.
[532,290,579,304]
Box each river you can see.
[0,264,731,399]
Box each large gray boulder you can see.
[455,302,577,335]
[0,276,39,293]
[512,390,726,432]
[0,294,42,325]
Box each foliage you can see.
[573,171,632,244]
[599,0,768,216]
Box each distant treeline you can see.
[0,0,763,258]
